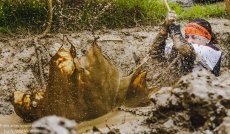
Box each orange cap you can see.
[185,22,211,41]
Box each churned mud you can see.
[0,18,230,134]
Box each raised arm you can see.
[169,23,195,56]
[169,23,196,73]
[150,11,177,61]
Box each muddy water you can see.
[0,114,31,134]
[77,109,147,133]
[0,111,139,133]
[0,18,229,133]
[0,108,149,134]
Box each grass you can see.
[177,2,226,20]
[0,0,227,34]
[0,0,47,33]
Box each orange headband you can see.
[185,22,211,40]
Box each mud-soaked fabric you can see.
[164,41,222,76]
[150,32,188,88]
[192,44,221,75]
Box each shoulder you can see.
[206,42,220,51]
[191,43,221,54]
[191,43,222,62]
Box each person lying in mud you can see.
[150,11,222,80]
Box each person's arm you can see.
[150,24,168,60]
[150,11,177,61]
[169,23,196,73]
[169,23,194,56]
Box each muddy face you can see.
[12,40,149,122]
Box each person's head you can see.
[184,18,216,45]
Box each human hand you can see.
[169,23,181,36]
[164,10,177,27]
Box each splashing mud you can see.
[0,18,229,133]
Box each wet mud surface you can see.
[0,18,230,133]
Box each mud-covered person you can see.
[150,11,222,86]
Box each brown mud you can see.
[0,18,230,133]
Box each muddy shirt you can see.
[165,40,222,76]
[191,43,221,76]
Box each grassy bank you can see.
[0,0,227,34]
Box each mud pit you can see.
[0,18,230,133]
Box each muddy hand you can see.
[164,10,177,27]
[169,23,181,36]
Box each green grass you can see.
[176,2,226,20]
[0,0,47,33]
[0,0,227,34]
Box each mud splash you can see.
[0,18,229,133]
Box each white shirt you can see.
[191,43,221,71]
[164,40,222,71]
